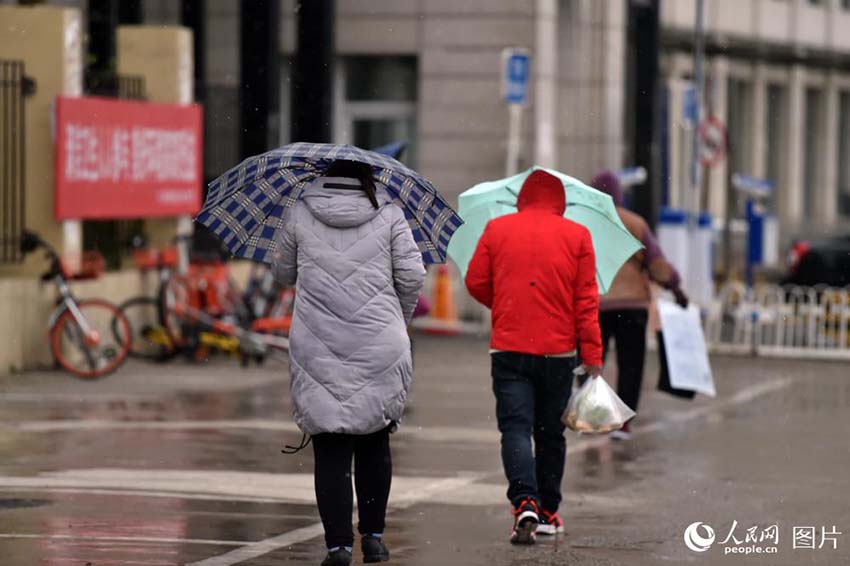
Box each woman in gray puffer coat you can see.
[272,159,426,566]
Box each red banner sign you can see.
[55,96,203,220]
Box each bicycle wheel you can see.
[51,299,131,379]
[115,296,176,361]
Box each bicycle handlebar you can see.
[20,231,63,281]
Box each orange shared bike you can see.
[20,231,131,379]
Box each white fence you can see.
[704,283,850,360]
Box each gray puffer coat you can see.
[272,176,426,436]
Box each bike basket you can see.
[159,247,179,268]
[62,251,106,280]
[188,264,235,316]
[133,247,179,270]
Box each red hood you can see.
[516,170,565,215]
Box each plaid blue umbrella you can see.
[196,142,463,264]
[372,141,408,160]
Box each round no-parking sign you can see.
[698,116,727,168]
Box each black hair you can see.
[324,159,379,209]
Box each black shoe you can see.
[510,498,540,545]
[361,535,390,563]
[321,548,352,566]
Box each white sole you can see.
[536,525,565,535]
[510,512,539,545]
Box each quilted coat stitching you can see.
[276,181,425,435]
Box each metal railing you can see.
[118,75,146,100]
[85,71,146,101]
[0,60,27,264]
[705,283,850,360]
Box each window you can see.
[727,79,752,174]
[803,88,824,219]
[345,56,417,102]
[336,56,418,166]
[838,92,850,217]
[726,78,753,215]
[764,85,787,211]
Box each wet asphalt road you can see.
[0,334,848,566]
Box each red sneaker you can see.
[537,509,565,535]
[510,498,539,544]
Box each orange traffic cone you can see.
[424,265,460,335]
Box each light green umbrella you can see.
[447,166,643,294]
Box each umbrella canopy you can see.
[372,141,408,160]
[196,143,462,265]
[447,166,643,294]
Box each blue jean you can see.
[491,352,576,512]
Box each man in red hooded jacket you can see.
[466,169,603,544]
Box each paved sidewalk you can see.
[0,335,848,565]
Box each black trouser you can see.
[312,426,392,549]
[491,352,576,512]
[600,308,648,412]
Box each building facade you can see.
[661,0,850,241]
[3,0,848,235]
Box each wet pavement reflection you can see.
[0,335,848,565]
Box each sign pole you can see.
[176,216,193,275]
[506,103,522,177]
[62,220,83,274]
[501,47,530,177]
[690,0,705,226]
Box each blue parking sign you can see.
[502,49,530,105]
[683,84,698,123]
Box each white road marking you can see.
[0,392,154,402]
[4,419,506,444]
[633,377,793,435]
[0,470,470,505]
[0,486,314,505]
[187,522,325,566]
[0,377,795,566]
[6,419,301,433]
[186,377,795,566]
[185,475,485,566]
[0,533,245,546]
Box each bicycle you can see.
[243,262,295,320]
[114,240,182,361]
[118,233,294,365]
[160,261,293,366]
[20,231,132,379]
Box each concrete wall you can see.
[117,25,194,248]
[661,0,850,248]
[0,271,147,373]
[557,0,627,177]
[662,0,850,52]
[0,260,256,374]
[117,26,194,106]
[0,5,83,275]
[0,14,200,372]
[279,0,627,202]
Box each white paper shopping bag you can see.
[658,301,716,397]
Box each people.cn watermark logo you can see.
[683,521,843,556]
[684,522,716,552]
